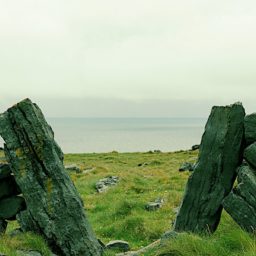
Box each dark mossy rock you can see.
[174,103,245,233]
[0,176,21,199]
[244,113,256,146]
[0,196,25,220]
[0,219,7,234]
[244,142,256,169]
[105,240,130,252]
[178,162,194,172]
[0,164,11,179]
[0,99,103,256]
[223,165,256,232]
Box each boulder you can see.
[0,99,103,256]
[105,240,130,252]
[244,142,256,169]
[174,103,245,233]
[96,176,119,193]
[223,165,256,232]
[244,113,256,146]
[0,196,25,220]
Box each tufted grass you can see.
[0,149,255,255]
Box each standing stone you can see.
[223,164,256,233]
[0,99,102,256]
[174,103,245,233]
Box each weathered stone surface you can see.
[244,113,256,146]
[106,240,130,252]
[244,142,256,169]
[96,176,119,193]
[0,219,7,234]
[0,196,25,219]
[174,103,245,233]
[0,176,20,199]
[0,164,11,179]
[0,99,102,256]
[178,162,194,172]
[223,165,256,232]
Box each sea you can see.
[0,118,207,153]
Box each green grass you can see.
[0,150,255,255]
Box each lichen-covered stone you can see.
[244,113,256,146]
[244,142,256,169]
[174,103,245,233]
[0,99,102,256]
[223,165,256,232]
[0,196,25,220]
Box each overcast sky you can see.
[1,0,256,117]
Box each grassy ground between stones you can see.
[0,150,255,255]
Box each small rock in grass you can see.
[16,250,42,256]
[160,230,178,244]
[96,176,119,193]
[178,162,194,172]
[145,198,164,211]
[65,164,81,173]
[106,240,130,252]
[191,144,200,150]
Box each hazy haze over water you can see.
[46,117,206,153]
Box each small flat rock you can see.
[96,176,119,193]
[17,250,42,256]
[191,144,200,150]
[65,164,81,173]
[0,196,25,220]
[145,198,164,211]
[0,164,11,179]
[178,162,194,172]
[160,230,178,243]
[106,240,130,252]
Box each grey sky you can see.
[1,0,256,117]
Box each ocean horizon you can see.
[47,117,206,153]
[0,117,207,153]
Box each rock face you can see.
[222,115,256,233]
[223,165,256,232]
[174,103,245,233]
[0,99,102,256]
[244,113,256,146]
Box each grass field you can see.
[0,150,255,255]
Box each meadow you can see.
[0,150,255,256]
